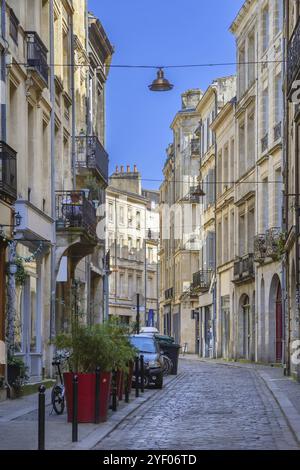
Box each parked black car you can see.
[129,334,164,389]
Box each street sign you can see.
[131,306,145,312]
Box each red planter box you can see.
[64,371,111,423]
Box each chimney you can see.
[134,164,137,173]
[115,165,119,173]
[127,165,130,173]
[120,165,124,173]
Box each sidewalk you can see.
[180,354,300,444]
[0,374,179,450]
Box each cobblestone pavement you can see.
[94,360,300,450]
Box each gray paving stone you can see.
[94,360,300,450]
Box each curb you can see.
[71,374,181,450]
[258,371,300,445]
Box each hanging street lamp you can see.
[149,68,174,92]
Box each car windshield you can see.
[130,336,157,353]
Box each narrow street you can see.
[94,360,299,450]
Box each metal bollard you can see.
[95,366,101,423]
[38,385,46,450]
[112,369,117,411]
[135,356,139,398]
[72,374,78,442]
[140,355,144,393]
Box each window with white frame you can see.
[274,0,283,36]
[274,73,283,126]
[262,5,269,52]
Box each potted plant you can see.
[55,323,113,423]
[7,356,29,398]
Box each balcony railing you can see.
[261,133,268,153]
[274,122,281,141]
[192,269,213,292]
[191,138,200,156]
[55,190,97,238]
[164,287,174,300]
[233,254,254,283]
[26,32,48,84]
[287,17,300,92]
[0,141,17,202]
[75,135,109,183]
[266,227,282,259]
[254,234,267,263]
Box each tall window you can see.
[239,214,246,256]
[217,150,222,196]
[274,168,282,227]
[223,145,229,191]
[262,87,269,136]
[128,274,133,299]
[262,178,269,231]
[230,138,235,185]
[223,216,228,263]
[238,44,246,97]
[274,73,283,125]
[262,6,269,52]
[274,0,283,36]
[119,273,124,297]
[239,122,246,177]
[108,203,113,222]
[247,112,255,168]
[248,209,255,253]
[136,211,141,229]
[120,206,124,224]
[248,33,255,86]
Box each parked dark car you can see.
[129,334,164,389]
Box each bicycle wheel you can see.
[162,355,172,376]
[51,385,65,415]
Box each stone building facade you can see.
[0,0,113,397]
[107,166,159,327]
[285,0,300,380]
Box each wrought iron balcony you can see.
[192,269,213,292]
[261,133,268,153]
[191,138,200,156]
[55,190,97,238]
[26,32,48,85]
[164,287,174,300]
[75,135,109,184]
[266,227,283,259]
[233,254,254,283]
[0,141,17,202]
[287,17,300,92]
[273,122,281,142]
[254,234,267,263]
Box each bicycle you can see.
[161,354,173,376]
[51,350,70,415]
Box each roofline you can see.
[229,0,253,34]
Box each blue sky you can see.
[88,0,245,190]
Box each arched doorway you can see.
[269,274,283,363]
[275,283,283,363]
[239,294,250,359]
[260,278,265,361]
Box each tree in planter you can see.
[54,320,136,422]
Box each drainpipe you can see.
[1,0,6,141]
[49,0,56,343]
[282,2,288,373]
[70,8,76,189]
[212,87,218,359]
